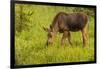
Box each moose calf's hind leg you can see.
[61,31,68,47]
[81,29,88,47]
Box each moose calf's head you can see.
[43,26,55,46]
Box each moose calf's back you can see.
[53,12,88,32]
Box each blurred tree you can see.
[73,7,95,16]
[15,4,34,32]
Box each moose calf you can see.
[44,12,88,47]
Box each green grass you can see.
[15,4,95,65]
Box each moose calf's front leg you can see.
[61,31,68,46]
[68,32,72,46]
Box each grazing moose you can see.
[43,12,88,47]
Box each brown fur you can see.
[44,12,88,47]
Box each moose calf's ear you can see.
[43,27,49,32]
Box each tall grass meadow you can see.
[15,4,95,65]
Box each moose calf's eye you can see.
[48,34,52,37]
